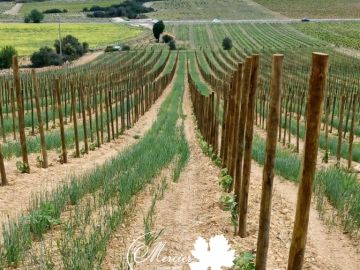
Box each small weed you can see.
[233,251,255,270]
[89,143,96,151]
[219,193,238,232]
[16,161,29,173]
[28,202,61,239]
[133,134,141,139]
[219,172,232,191]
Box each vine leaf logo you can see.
[189,235,235,270]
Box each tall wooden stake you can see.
[13,56,29,171]
[234,57,252,203]
[336,95,346,165]
[0,143,7,186]
[32,70,48,168]
[55,79,67,163]
[287,52,328,270]
[239,54,259,237]
[256,54,284,270]
[348,94,357,169]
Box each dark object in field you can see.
[84,0,155,19]
[43,8,68,14]
[222,37,233,50]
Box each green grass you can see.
[0,23,142,55]
[294,22,360,50]
[253,0,360,18]
[151,0,277,20]
[20,0,122,15]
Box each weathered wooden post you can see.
[13,56,29,171]
[55,79,67,163]
[348,94,357,169]
[70,84,80,158]
[239,54,259,237]
[79,88,89,154]
[234,57,253,204]
[336,95,346,165]
[256,54,284,270]
[32,69,48,168]
[287,52,328,270]
[0,143,7,186]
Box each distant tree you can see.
[222,37,233,50]
[169,40,177,50]
[30,47,62,68]
[153,20,165,41]
[0,46,17,69]
[25,9,44,23]
[54,35,88,61]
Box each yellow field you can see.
[0,23,142,55]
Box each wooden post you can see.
[87,88,94,142]
[79,88,89,154]
[324,96,330,163]
[234,57,252,204]
[239,54,259,237]
[348,94,357,169]
[32,70,48,168]
[94,87,101,148]
[0,143,7,186]
[256,54,284,270]
[287,52,328,270]
[13,56,29,170]
[336,95,346,165]
[0,92,6,142]
[10,87,16,140]
[55,79,67,163]
[70,85,80,158]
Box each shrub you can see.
[43,8,62,14]
[0,46,17,69]
[162,34,173,43]
[82,42,89,53]
[30,46,62,68]
[153,20,165,41]
[25,9,44,23]
[122,45,131,51]
[222,37,233,50]
[169,40,177,50]
[54,35,88,61]
[92,10,106,17]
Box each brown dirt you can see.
[0,78,173,228]
[96,79,360,270]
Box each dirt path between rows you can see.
[101,80,359,269]
[0,76,173,228]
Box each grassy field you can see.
[254,0,360,18]
[0,23,142,55]
[151,0,278,20]
[294,22,360,50]
[20,0,122,15]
